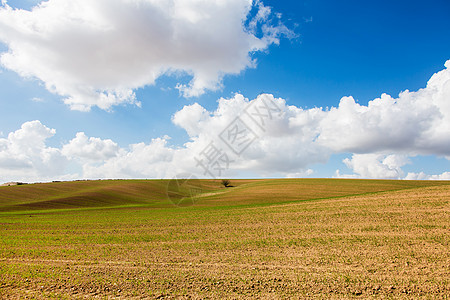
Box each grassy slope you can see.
[0,180,171,211]
[0,178,448,212]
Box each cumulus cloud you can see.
[286,169,314,178]
[0,0,291,111]
[318,65,450,156]
[0,120,69,182]
[336,154,410,179]
[62,132,119,161]
[404,171,450,180]
[0,60,449,182]
[81,137,178,179]
[173,93,330,175]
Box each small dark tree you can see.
[221,179,231,188]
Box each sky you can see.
[0,0,449,182]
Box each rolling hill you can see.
[1,179,449,298]
[0,178,448,212]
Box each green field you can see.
[0,179,449,298]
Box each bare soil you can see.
[0,181,449,299]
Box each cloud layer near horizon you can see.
[0,0,290,111]
[0,60,449,182]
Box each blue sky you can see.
[0,0,449,182]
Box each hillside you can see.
[1,179,449,298]
[0,178,448,212]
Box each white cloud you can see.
[0,120,69,182]
[172,93,330,175]
[1,60,449,182]
[172,103,210,138]
[318,60,450,156]
[0,0,291,111]
[285,169,314,178]
[333,170,358,179]
[338,153,410,179]
[62,132,119,161]
[81,137,178,179]
[404,171,450,180]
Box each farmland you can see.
[0,179,449,298]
